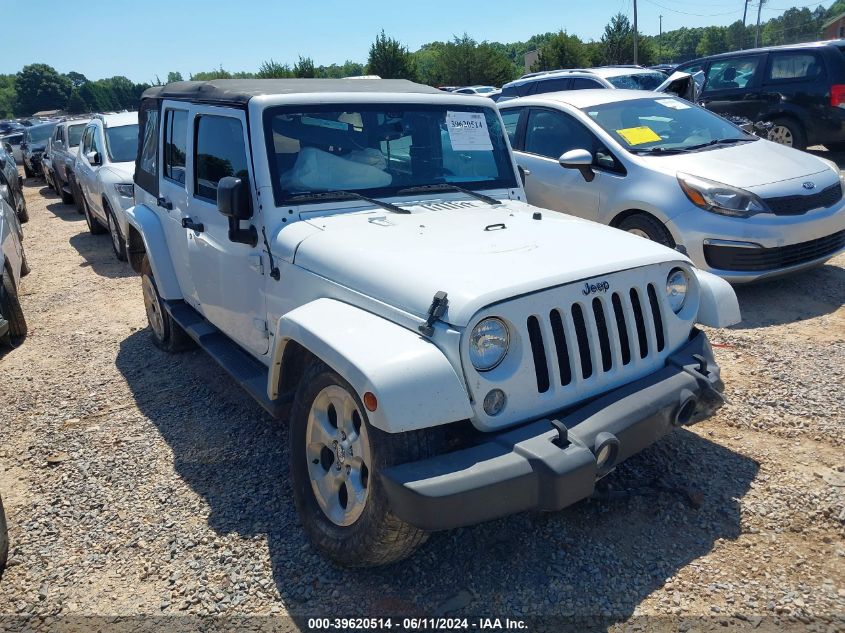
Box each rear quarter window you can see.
[765,52,825,82]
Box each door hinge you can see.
[249,253,264,275]
[253,318,269,338]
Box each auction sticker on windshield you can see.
[446,111,493,151]
[616,125,661,146]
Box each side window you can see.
[139,109,159,176]
[766,53,824,82]
[194,115,248,201]
[499,108,523,148]
[524,109,594,159]
[570,78,603,90]
[91,128,104,155]
[80,127,92,154]
[533,78,570,94]
[704,57,760,91]
[163,109,188,185]
[677,61,706,76]
[53,127,61,143]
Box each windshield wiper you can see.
[683,137,755,151]
[629,146,691,155]
[396,183,502,206]
[285,190,410,214]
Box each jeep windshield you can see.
[583,97,756,154]
[263,104,517,205]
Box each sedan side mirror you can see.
[217,176,257,246]
[86,151,101,166]
[559,149,595,182]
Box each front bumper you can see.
[381,330,724,531]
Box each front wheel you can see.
[617,213,675,247]
[105,202,127,261]
[140,255,192,353]
[23,162,33,179]
[0,270,27,346]
[82,197,106,235]
[290,360,433,567]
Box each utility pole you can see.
[633,0,639,65]
[755,0,765,48]
[659,15,663,63]
[741,0,751,49]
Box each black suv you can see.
[675,40,845,150]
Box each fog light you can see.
[594,432,620,476]
[483,389,507,416]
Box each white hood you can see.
[292,200,687,325]
[642,139,832,190]
[104,161,134,181]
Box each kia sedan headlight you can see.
[666,267,689,313]
[677,172,768,218]
[469,318,509,371]
[114,183,134,198]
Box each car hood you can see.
[641,139,830,188]
[292,200,686,326]
[103,161,134,181]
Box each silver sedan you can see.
[498,89,845,282]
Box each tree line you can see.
[3,0,844,118]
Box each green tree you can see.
[430,34,517,87]
[532,31,589,72]
[0,75,16,118]
[257,59,293,78]
[367,30,416,80]
[166,71,184,83]
[65,71,88,89]
[599,13,655,65]
[293,56,316,78]
[66,91,88,114]
[696,26,728,57]
[15,63,71,115]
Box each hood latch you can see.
[419,291,449,337]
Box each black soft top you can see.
[142,79,443,106]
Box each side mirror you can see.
[559,149,595,182]
[86,151,101,166]
[217,176,257,246]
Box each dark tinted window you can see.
[533,78,570,94]
[766,52,825,82]
[524,109,594,159]
[499,108,522,147]
[570,78,604,89]
[606,72,665,90]
[195,115,248,200]
[163,110,187,184]
[68,124,86,147]
[704,57,760,91]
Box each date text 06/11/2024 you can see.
[306,617,529,630]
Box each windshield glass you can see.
[475,87,495,93]
[583,97,753,153]
[27,124,55,144]
[68,124,86,147]
[606,71,666,90]
[264,104,517,204]
[105,124,139,163]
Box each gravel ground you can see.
[0,175,843,632]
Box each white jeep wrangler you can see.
[125,79,741,567]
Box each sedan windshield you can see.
[605,71,666,90]
[264,104,517,204]
[583,97,755,153]
[105,124,139,163]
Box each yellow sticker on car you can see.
[616,126,661,146]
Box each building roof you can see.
[142,79,442,105]
[822,12,845,28]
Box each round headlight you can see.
[666,267,689,313]
[469,317,510,371]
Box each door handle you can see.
[157,196,172,210]
[181,217,204,232]
[518,165,530,185]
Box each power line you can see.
[640,0,745,17]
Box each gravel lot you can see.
[0,173,843,631]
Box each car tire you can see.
[0,495,8,579]
[1,269,27,345]
[82,197,107,235]
[20,249,30,277]
[290,359,436,567]
[23,162,33,179]
[15,197,28,224]
[105,202,127,261]
[767,117,807,150]
[70,177,85,214]
[140,255,192,353]
[617,213,675,247]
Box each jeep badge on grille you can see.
[582,280,611,295]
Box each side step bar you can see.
[163,299,289,418]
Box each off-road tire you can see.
[767,117,807,151]
[105,202,127,261]
[290,359,437,567]
[0,495,8,579]
[140,256,192,353]
[617,213,675,247]
[82,197,106,235]
[1,270,27,345]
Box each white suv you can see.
[75,113,139,260]
[125,78,740,566]
[498,66,668,102]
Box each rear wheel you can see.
[767,117,806,150]
[71,177,85,214]
[60,173,75,205]
[140,255,192,352]
[23,162,33,179]
[617,213,675,247]
[1,270,27,346]
[15,195,28,224]
[105,202,127,261]
[290,360,435,567]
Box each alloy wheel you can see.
[768,125,794,147]
[141,274,165,340]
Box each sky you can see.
[4,0,838,83]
